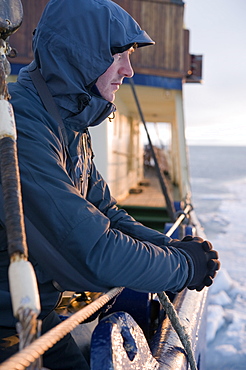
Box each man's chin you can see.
[108,93,116,103]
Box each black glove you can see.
[168,235,220,291]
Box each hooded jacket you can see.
[0,0,192,326]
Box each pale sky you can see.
[183,0,246,146]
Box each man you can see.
[0,0,220,368]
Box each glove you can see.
[168,235,220,291]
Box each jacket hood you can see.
[18,0,154,131]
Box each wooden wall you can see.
[9,0,189,79]
[115,0,187,78]
[8,0,49,64]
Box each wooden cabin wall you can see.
[114,0,186,78]
[8,0,49,65]
[9,0,187,79]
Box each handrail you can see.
[166,203,193,238]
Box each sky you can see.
[183,0,246,146]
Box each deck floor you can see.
[118,167,167,208]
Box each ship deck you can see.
[119,167,166,208]
[117,166,176,232]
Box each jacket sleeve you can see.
[14,93,192,294]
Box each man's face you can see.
[95,48,134,103]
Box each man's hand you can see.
[169,235,220,291]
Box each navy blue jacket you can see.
[0,0,192,326]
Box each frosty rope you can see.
[157,211,198,370]
[157,291,198,370]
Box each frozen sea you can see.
[189,145,246,370]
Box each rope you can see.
[157,292,198,370]
[0,137,28,256]
[0,287,124,370]
[1,43,42,368]
[157,207,198,370]
[0,137,41,369]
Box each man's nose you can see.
[119,59,134,78]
